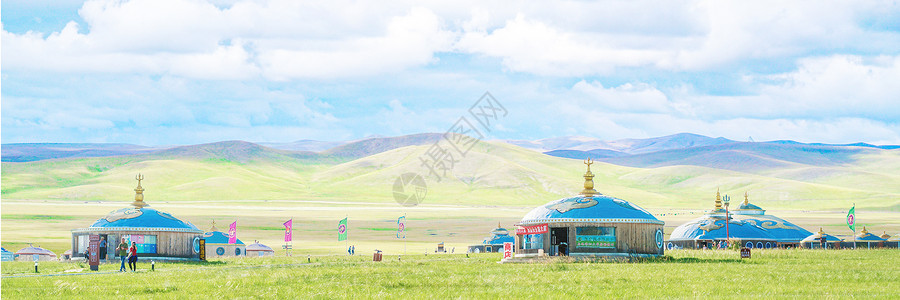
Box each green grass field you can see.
[2,249,898,298]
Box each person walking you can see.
[127,242,138,272]
[117,238,128,272]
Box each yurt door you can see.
[550,227,568,256]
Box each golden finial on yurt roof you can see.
[714,188,722,210]
[860,226,868,234]
[131,174,149,209]
[743,191,750,206]
[579,158,599,197]
[210,220,219,232]
[817,227,825,236]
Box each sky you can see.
[2,0,900,146]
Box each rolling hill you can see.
[2,136,899,211]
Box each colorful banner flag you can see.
[228,221,237,244]
[397,216,406,239]
[284,219,293,242]
[338,218,348,241]
[846,205,856,232]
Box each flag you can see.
[846,205,856,232]
[284,219,293,242]
[338,218,348,241]
[397,216,406,239]
[228,221,237,244]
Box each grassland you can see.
[2,249,898,298]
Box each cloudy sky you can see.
[3,0,900,145]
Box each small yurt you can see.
[246,241,275,257]
[71,176,203,260]
[15,245,57,261]
[63,249,73,260]
[801,228,842,249]
[729,192,812,247]
[667,190,777,250]
[511,160,664,260]
[854,227,886,249]
[468,224,515,253]
[889,234,900,248]
[1,247,16,261]
[203,221,246,257]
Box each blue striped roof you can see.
[90,207,200,231]
[203,231,244,245]
[521,195,659,223]
[731,215,812,242]
[669,216,776,241]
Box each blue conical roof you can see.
[88,207,201,232]
[520,195,661,225]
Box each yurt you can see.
[729,192,812,247]
[801,228,842,249]
[71,175,203,260]
[246,241,275,257]
[667,190,778,250]
[888,234,900,248]
[15,245,57,261]
[511,160,664,260]
[468,224,515,253]
[203,221,246,257]
[853,227,886,249]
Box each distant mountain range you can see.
[505,133,737,154]
[2,133,898,210]
[0,143,161,162]
[4,132,897,163]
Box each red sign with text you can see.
[516,224,548,235]
[503,242,513,259]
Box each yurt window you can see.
[77,235,89,254]
[575,227,616,249]
[123,234,158,254]
[523,234,543,250]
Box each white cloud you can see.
[2,0,456,80]
[455,1,900,75]
[678,55,900,121]
[258,7,455,80]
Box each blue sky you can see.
[3,0,900,145]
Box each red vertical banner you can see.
[284,219,293,242]
[503,242,513,259]
[228,221,237,244]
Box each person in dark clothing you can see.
[127,242,138,272]
[99,237,107,260]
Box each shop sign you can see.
[516,224,548,235]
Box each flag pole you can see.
[852,203,856,249]
[345,214,348,255]
[404,212,407,256]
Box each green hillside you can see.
[2,140,899,211]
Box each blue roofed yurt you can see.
[728,192,812,246]
[667,190,779,250]
[512,160,664,260]
[801,228,843,249]
[71,175,203,260]
[203,221,246,257]
[468,224,515,253]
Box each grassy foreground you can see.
[2,249,898,298]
